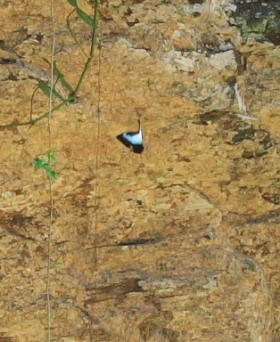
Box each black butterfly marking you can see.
[116,120,144,154]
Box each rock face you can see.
[0,0,280,341]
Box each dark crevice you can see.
[117,238,161,247]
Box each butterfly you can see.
[116,120,144,154]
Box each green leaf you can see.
[33,157,57,181]
[68,0,77,7]
[34,157,48,171]
[45,149,56,163]
[38,81,65,101]
[53,63,74,93]
[44,164,57,181]
[67,0,95,27]
[42,59,74,94]
[76,7,94,27]
[53,261,62,269]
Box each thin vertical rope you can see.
[93,40,102,265]
[46,0,56,340]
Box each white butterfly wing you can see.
[123,129,143,145]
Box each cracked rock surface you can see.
[1,0,280,341]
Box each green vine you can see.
[0,0,99,129]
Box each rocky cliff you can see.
[1,0,280,341]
